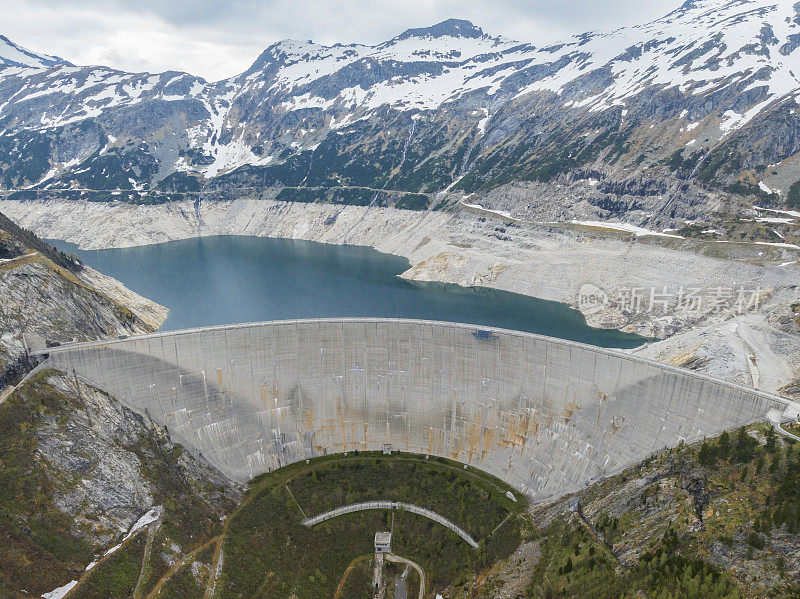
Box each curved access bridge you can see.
[38,318,791,502]
[301,501,479,548]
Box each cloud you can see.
[1,0,680,80]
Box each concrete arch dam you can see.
[42,318,789,502]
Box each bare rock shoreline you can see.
[2,197,798,394]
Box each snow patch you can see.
[476,108,490,134]
[754,241,800,249]
[41,581,78,599]
[462,201,514,219]
[754,205,800,218]
[571,220,684,238]
[102,506,162,559]
[756,216,796,224]
[125,506,162,540]
[758,181,777,195]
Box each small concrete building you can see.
[374,531,392,553]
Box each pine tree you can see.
[717,431,731,459]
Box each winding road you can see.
[385,554,425,599]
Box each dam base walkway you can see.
[301,500,479,549]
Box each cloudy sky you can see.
[3,0,680,80]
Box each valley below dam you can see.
[4,196,800,394]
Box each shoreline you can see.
[50,233,650,349]
[2,197,798,394]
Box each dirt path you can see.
[333,554,372,599]
[202,537,225,599]
[285,484,307,519]
[133,516,161,599]
[63,517,158,599]
[734,317,795,392]
[385,554,425,599]
[0,385,15,405]
[0,250,38,269]
[145,536,221,599]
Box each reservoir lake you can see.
[49,235,648,349]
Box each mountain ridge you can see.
[0,33,70,72]
[0,0,799,231]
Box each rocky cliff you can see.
[0,369,241,597]
[0,209,167,390]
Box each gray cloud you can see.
[1,0,680,80]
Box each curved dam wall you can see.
[44,318,788,501]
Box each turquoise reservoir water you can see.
[49,235,647,348]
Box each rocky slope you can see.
[468,422,800,598]
[0,1,799,231]
[0,369,241,597]
[0,209,167,390]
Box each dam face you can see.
[45,319,785,501]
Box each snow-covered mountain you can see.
[0,34,69,73]
[1,2,799,226]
